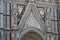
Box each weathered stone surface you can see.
[22,32,42,40]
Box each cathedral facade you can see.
[0,0,60,40]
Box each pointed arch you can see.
[18,2,47,40]
[19,27,46,40]
[18,3,46,32]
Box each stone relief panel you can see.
[24,11,41,30]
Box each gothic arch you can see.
[19,2,47,40]
[19,27,46,40]
[18,2,46,32]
